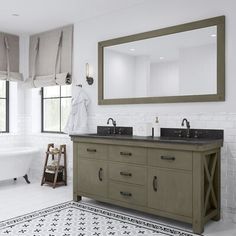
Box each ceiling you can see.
[0,0,146,34]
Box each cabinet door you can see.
[78,158,107,198]
[148,167,192,217]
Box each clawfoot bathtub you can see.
[0,147,40,184]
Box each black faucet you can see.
[181,118,191,138]
[107,118,116,134]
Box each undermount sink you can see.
[96,126,133,136]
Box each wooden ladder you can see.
[41,143,67,188]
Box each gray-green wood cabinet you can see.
[148,167,192,217]
[72,136,222,234]
[77,159,108,198]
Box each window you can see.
[42,85,71,133]
[0,81,9,132]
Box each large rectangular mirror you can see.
[98,16,225,105]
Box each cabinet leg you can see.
[212,210,221,221]
[193,221,204,235]
[73,194,81,202]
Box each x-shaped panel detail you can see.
[203,153,218,215]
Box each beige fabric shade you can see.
[28,72,71,88]
[0,71,23,81]
[27,25,73,88]
[0,33,23,82]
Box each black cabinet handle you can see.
[120,191,132,197]
[153,176,158,192]
[161,156,175,161]
[98,168,103,181]
[87,148,97,153]
[120,152,132,156]
[120,171,132,177]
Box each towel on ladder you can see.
[64,87,90,134]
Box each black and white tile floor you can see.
[0,180,236,236]
[0,201,197,236]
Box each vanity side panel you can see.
[192,152,204,234]
[213,148,221,221]
[73,142,80,201]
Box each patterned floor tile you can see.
[0,201,199,236]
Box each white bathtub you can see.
[0,147,40,183]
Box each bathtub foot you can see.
[14,178,17,181]
[23,174,30,184]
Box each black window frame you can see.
[0,81,9,133]
[41,86,71,134]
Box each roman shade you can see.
[28,25,73,88]
[0,32,23,81]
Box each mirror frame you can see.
[98,16,225,105]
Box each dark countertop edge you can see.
[70,134,223,147]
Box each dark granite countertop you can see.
[70,133,223,146]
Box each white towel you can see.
[64,87,90,134]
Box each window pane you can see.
[61,98,71,131]
[61,85,72,97]
[43,99,60,132]
[0,99,6,131]
[0,81,6,98]
[43,86,60,98]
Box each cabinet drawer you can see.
[109,182,146,206]
[109,163,146,185]
[109,146,147,164]
[148,149,192,171]
[77,143,108,160]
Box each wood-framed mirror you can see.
[98,16,225,105]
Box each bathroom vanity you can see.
[71,128,223,234]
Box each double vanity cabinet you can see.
[71,132,223,234]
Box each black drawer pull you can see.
[161,156,175,161]
[98,168,103,181]
[120,191,132,197]
[87,148,97,153]
[120,171,132,177]
[120,152,132,156]
[153,176,158,192]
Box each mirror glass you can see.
[104,26,217,99]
